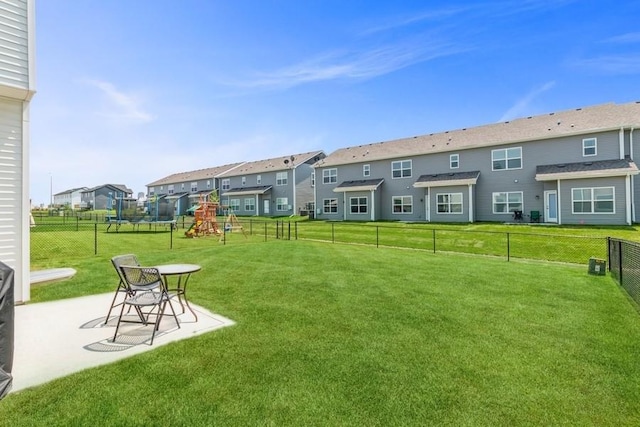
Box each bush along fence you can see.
[608,238,640,308]
[30,218,607,267]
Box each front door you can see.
[263,199,270,215]
[545,190,558,223]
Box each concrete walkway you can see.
[9,293,235,393]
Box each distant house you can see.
[0,0,35,304]
[313,102,640,225]
[147,163,244,216]
[218,151,325,217]
[81,184,133,210]
[53,187,87,210]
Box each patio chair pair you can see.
[107,255,180,345]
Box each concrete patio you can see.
[9,292,235,393]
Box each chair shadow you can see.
[80,314,180,351]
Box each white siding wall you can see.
[0,0,34,303]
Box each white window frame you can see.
[492,191,523,214]
[190,182,197,192]
[242,176,246,186]
[311,172,315,187]
[492,147,522,171]
[221,179,230,191]
[323,168,337,184]
[323,198,338,213]
[363,164,371,177]
[450,154,459,169]
[276,197,289,211]
[229,198,240,211]
[149,187,155,196]
[392,196,413,214]
[349,196,368,214]
[244,198,255,211]
[168,184,174,195]
[206,180,211,189]
[257,175,262,185]
[391,160,412,179]
[583,138,597,157]
[436,193,463,214]
[571,186,615,214]
[276,172,288,186]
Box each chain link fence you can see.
[608,238,640,308]
[31,216,608,268]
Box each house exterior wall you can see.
[315,126,637,225]
[0,0,35,304]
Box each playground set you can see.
[185,192,246,238]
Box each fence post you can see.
[376,226,379,248]
[288,221,291,240]
[264,222,267,242]
[618,240,623,283]
[295,222,298,240]
[170,224,173,249]
[433,229,436,253]
[507,232,510,261]
[332,223,335,243]
[94,223,98,255]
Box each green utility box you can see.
[588,257,606,275]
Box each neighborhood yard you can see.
[2,237,640,425]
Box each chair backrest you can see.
[119,265,163,292]
[111,254,140,288]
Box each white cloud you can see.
[571,55,640,75]
[86,80,155,123]
[499,81,556,122]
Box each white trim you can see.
[536,168,639,181]
[582,137,597,157]
[468,184,474,222]
[570,186,615,215]
[413,177,478,188]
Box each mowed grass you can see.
[4,240,640,425]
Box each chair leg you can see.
[111,301,128,342]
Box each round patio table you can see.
[154,264,201,321]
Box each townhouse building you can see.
[313,102,640,226]
[146,163,244,216]
[53,187,87,210]
[81,184,133,210]
[218,151,325,217]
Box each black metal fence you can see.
[608,238,640,308]
[30,217,608,268]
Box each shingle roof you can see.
[316,102,640,167]
[146,162,245,187]
[217,151,325,177]
[334,179,385,192]
[535,158,639,181]
[414,171,481,187]
[222,185,273,196]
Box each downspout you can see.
[255,194,259,216]
[619,127,625,159]
[312,170,317,217]
[468,184,474,223]
[426,187,430,222]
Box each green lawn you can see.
[3,240,640,425]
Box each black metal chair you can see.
[111,266,180,345]
[513,210,523,222]
[104,254,142,324]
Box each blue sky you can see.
[31,0,640,206]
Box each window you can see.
[323,168,337,184]
[450,154,459,169]
[572,187,614,213]
[242,176,246,186]
[311,172,315,187]
[229,198,240,211]
[206,180,211,189]
[437,193,463,214]
[276,172,288,186]
[492,147,522,170]
[257,175,261,184]
[190,182,197,192]
[149,187,155,196]
[392,196,413,214]
[221,179,230,191]
[244,198,255,211]
[168,185,174,195]
[392,160,412,178]
[363,164,370,177]
[181,183,185,191]
[583,138,597,156]
[492,192,523,213]
[350,197,368,214]
[323,198,338,213]
[276,197,289,211]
